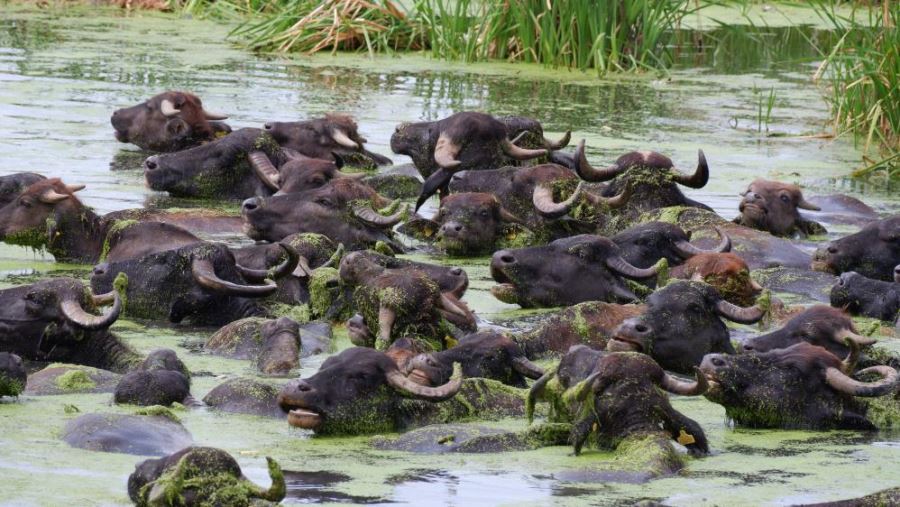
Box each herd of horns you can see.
[0,90,898,505]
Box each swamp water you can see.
[0,4,897,506]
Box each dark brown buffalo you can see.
[90,242,298,326]
[670,252,762,306]
[111,91,231,152]
[609,281,764,374]
[490,235,660,308]
[701,342,899,429]
[812,215,900,281]
[0,172,45,208]
[143,128,291,199]
[277,346,465,435]
[263,114,391,168]
[339,251,474,351]
[612,221,731,269]
[245,150,368,195]
[0,352,26,397]
[516,302,645,359]
[114,349,191,406]
[0,178,233,263]
[240,179,404,250]
[403,331,543,388]
[830,272,900,323]
[0,278,139,372]
[128,447,285,506]
[568,141,712,230]
[392,112,570,209]
[735,179,824,237]
[741,305,875,357]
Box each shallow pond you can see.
[0,4,897,506]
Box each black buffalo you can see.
[114,349,191,406]
[813,215,900,281]
[0,172,45,208]
[742,305,875,357]
[609,281,764,374]
[830,272,900,323]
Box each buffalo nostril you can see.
[144,156,158,171]
[450,267,463,276]
[453,225,462,232]
[264,123,273,130]
[743,344,754,351]
[827,246,838,254]
[500,254,515,264]
[635,324,649,333]
[242,198,260,212]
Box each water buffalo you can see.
[339,251,474,351]
[670,252,763,306]
[612,221,731,269]
[830,272,900,323]
[128,447,285,506]
[111,91,231,152]
[516,302,644,359]
[278,346,524,435]
[609,281,764,374]
[0,178,234,263]
[143,128,291,199]
[0,278,139,371]
[565,352,709,458]
[91,242,297,325]
[114,349,191,406]
[812,215,900,281]
[735,179,825,237]
[246,150,367,195]
[742,305,875,357]
[263,114,391,168]
[392,112,569,208]
[205,317,303,375]
[569,141,712,231]
[490,235,660,308]
[403,331,544,388]
[701,342,899,429]
[0,172,45,208]
[241,179,404,250]
[0,352,26,397]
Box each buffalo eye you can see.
[479,209,489,218]
[316,197,333,207]
[780,194,791,203]
[18,199,32,208]
[711,357,726,367]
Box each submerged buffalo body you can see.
[813,216,900,281]
[742,305,875,357]
[701,342,899,430]
[0,172,45,208]
[830,272,900,323]
[111,91,231,152]
[609,281,764,374]
[490,235,660,308]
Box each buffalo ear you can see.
[331,152,345,169]
[398,217,440,242]
[166,118,188,136]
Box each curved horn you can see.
[673,227,732,258]
[377,304,396,349]
[797,198,821,211]
[715,299,765,324]
[65,184,86,193]
[60,292,122,330]
[660,367,708,396]
[434,133,461,169]
[248,151,280,191]
[322,243,344,268]
[825,365,899,397]
[512,356,544,380]
[572,370,604,403]
[236,243,300,282]
[669,149,709,189]
[532,181,582,219]
[352,203,404,228]
[500,138,547,161]
[39,190,70,204]
[331,129,359,149]
[249,457,286,502]
[750,278,764,291]
[438,293,469,319]
[91,289,117,306]
[333,170,367,180]
[583,182,632,209]
[191,257,277,297]
[841,337,861,374]
[573,139,626,182]
[160,99,180,117]
[201,109,228,121]
[542,131,571,150]
[498,206,526,225]
[385,362,462,401]
[416,168,451,211]
[605,254,659,279]
[834,328,876,347]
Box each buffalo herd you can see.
[0,90,898,505]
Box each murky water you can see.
[0,4,898,506]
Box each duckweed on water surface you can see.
[0,3,899,506]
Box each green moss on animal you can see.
[134,405,181,423]
[113,272,129,311]
[5,226,46,251]
[866,396,900,429]
[99,219,138,261]
[0,375,24,397]
[55,369,96,391]
[268,303,310,323]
